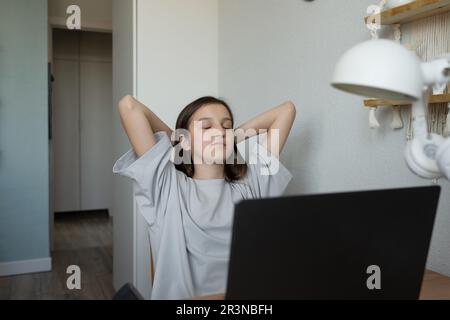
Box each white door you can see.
[53,30,81,212]
[80,32,113,211]
[53,29,113,213]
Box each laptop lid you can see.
[226,186,441,300]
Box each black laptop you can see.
[226,186,441,300]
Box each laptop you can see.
[225,186,441,300]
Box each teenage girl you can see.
[113,95,296,299]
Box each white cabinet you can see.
[52,29,113,213]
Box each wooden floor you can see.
[0,214,116,300]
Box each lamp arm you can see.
[406,87,445,180]
[407,59,450,180]
[411,87,431,139]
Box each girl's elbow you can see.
[283,101,296,117]
[118,95,134,113]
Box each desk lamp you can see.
[331,39,450,179]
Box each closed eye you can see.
[223,120,232,129]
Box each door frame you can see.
[48,21,113,250]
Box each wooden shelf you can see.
[364,93,450,107]
[365,0,450,25]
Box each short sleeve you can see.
[112,131,176,225]
[237,134,293,198]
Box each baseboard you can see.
[54,209,110,220]
[0,257,52,277]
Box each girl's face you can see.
[183,103,235,165]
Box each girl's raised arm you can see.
[118,95,173,157]
[236,101,296,157]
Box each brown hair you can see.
[174,96,247,182]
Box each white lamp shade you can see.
[331,39,424,101]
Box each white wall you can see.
[136,0,219,120]
[49,0,112,32]
[218,0,450,276]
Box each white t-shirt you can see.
[112,131,293,299]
